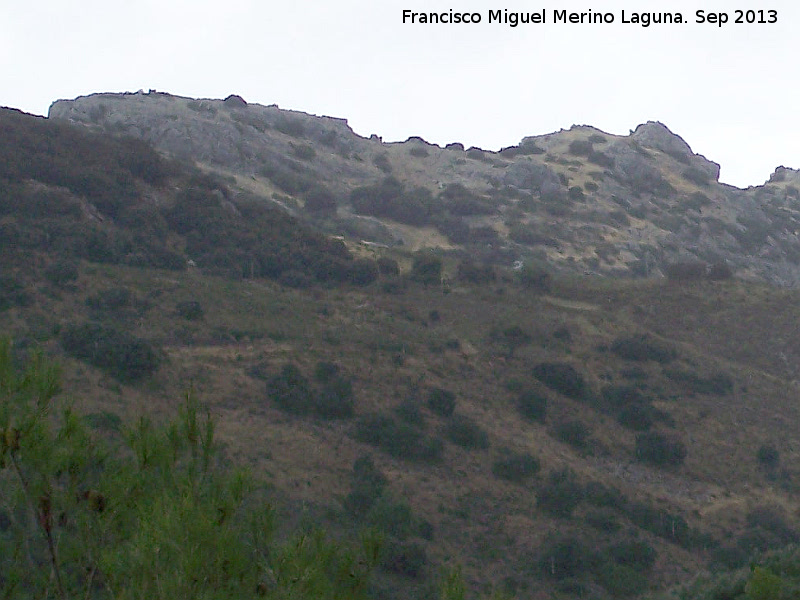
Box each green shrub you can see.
[291,143,316,161]
[683,167,711,186]
[408,146,429,158]
[568,140,593,156]
[394,399,426,427]
[367,497,415,540]
[532,362,587,400]
[377,257,400,276]
[267,363,314,415]
[373,154,392,173]
[537,468,584,518]
[663,368,734,395]
[538,534,596,579]
[555,420,592,452]
[757,444,780,469]
[597,564,648,597]
[381,539,428,578]
[516,389,548,423]
[445,414,489,450]
[427,388,456,417]
[410,253,442,286]
[585,509,621,532]
[608,540,657,571]
[610,334,676,363]
[492,449,541,483]
[44,259,79,287]
[86,287,133,312]
[582,481,626,509]
[61,322,160,382]
[635,431,687,466]
[176,300,204,321]
[353,413,443,463]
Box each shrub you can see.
[532,362,587,400]
[373,154,392,173]
[303,186,338,214]
[517,262,551,291]
[757,444,780,469]
[344,455,387,519]
[610,334,676,363]
[663,368,733,395]
[86,287,132,312]
[683,167,711,186]
[381,539,428,578]
[538,535,596,579]
[267,363,314,415]
[377,257,399,276]
[588,150,614,168]
[409,253,442,286]
[445,414,489,450]
[61,322,160,382]
[516,389,547,423]
[492,449,541,483]
[314,375,355,419]
[427,388,456,417]
[568,140,593,156]
[583,481,626,509]
[537,468,584,518]
[408,146,429,158]
[664,261,707,282]
[585,510,621,532]
[635,431,687,466]
[354,413,442,463]
[44,259,79,287]
[568,186,585,202]
[176,300,204,321]
[290,143,316,161]
[394,399,426,427]
[608,540,657,571]
[555,420,592,452]
[598,564,648,597]
[456,260,495,285]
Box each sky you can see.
[2,0,798,188]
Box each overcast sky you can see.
[2,0,797,188]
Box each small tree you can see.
[410,253,442,287]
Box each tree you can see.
[1,338,380,599]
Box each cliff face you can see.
[50,91,800,285]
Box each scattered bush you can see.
[610,334,676,363]
[44,259,79,287]
[492,449,541,483]
[381,539,428,578]
[683,167,711,186]
[409,253,442,286]
[635,431,687,466]
[290,143,316,161]
[176,300,204,321]
[377,257,399,276]
[456,260,495,285]
[445,414,489,450]
[537,468,584,518]
[532,362,587,400]
[86,287,133,312]
[267,363,354,419]
[555,420,592,452]
[61,322,160,382]
[353,413,443,463]
[373,154,392,173]
[568,140,593,156]
[663,368,733,396]
[427,388,456,417]
[344,455,387,519]
[516,389,548,423]
[538,534,596,579]
[408,146,429,158]
[757,444,780,469]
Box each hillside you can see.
[2,101,800,599]
[50,91,800,286]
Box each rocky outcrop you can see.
[632,121,720,181]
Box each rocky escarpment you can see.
[49,92,800,286]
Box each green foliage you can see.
[439,183,494,216]
[44,259,80,287]
[635,431,687,466]
[267,363,354,419]
[516,262,551,291]
[373,154,393,174]
[745,566,783,600]
[427,388,456,417]
[410,252,443,286]
[537,468,584,518]
[176,299,204,321]
[456,260,496,285]
[757,444,780,469]
[683,166,711,186]
[445,414,489,450]
[86,286,134,312]
[491,325,532,358]
[381,539,428,578]
[0,339,380,600]
[610,334,677,363]
[663,368,734,396]
[554,419,592,452]
[491,449,540,483]
[344,455,387,519]
[353,413,443,463]
[61,322,161,382]
[516,389,547,423]
[532,362,587,400]
[350,177,437,226]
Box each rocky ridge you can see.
[49,91,800,286]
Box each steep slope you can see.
[50,91,800,286]
[3,102,800,599]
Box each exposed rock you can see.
[503,160,561,193]
[632,121,720,181]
